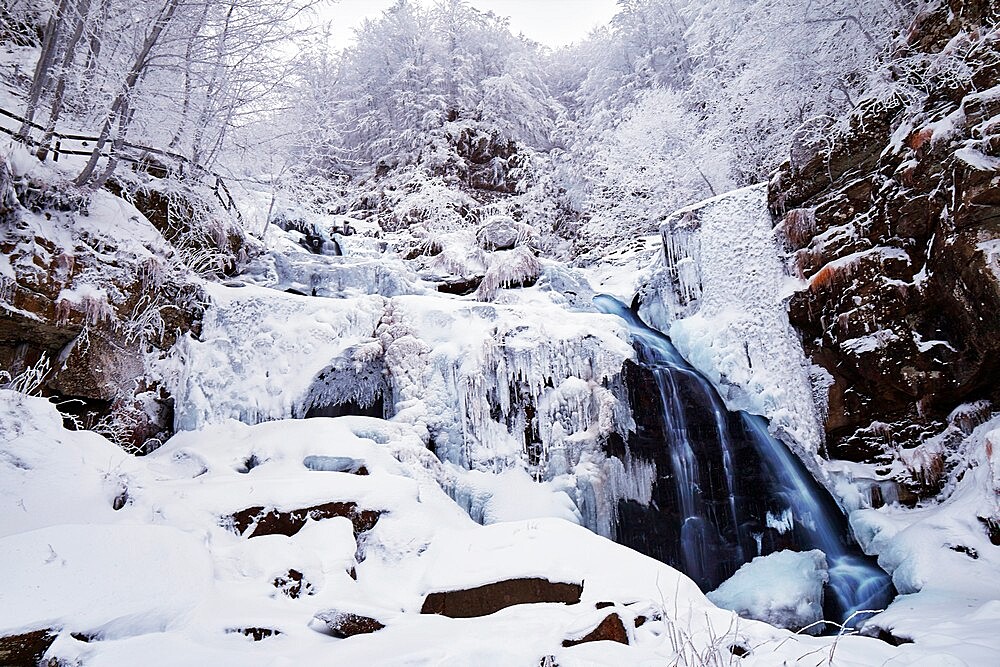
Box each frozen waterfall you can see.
[595,294,894,629]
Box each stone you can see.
[227,501,382,538]
[420,578,582,618]
[228,627,281,641]
[313,609,386,638]
[477,215,529,251]
[436,275,483,295]
[0,629,56,666]
[562,613,629,647]
[273,569,314,598]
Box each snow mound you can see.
[848,416,1000,664]
[0,524,212,637]
[708,549,829,634]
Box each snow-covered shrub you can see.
[375,170,476,233]
[476,246,542,302]
[426,231,488,277]
[0,352,50,396]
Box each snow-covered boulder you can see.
[476,215,534,251]
[708,549,829,634]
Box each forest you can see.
[1,0,999,665]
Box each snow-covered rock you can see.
[708,549,829,634]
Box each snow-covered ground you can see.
[0,390,911,665]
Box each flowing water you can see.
[594,294,894,628]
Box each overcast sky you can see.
[324,0,619,49]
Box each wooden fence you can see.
[0,106,239,216]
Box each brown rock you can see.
[0,629,56,666]
[228,502,382,538]
[313,609,386,637]
[767,1,1000,455]
[562,613,629,647]
[420,578,582,618]
[273,569,314,598]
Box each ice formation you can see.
[166,283,385,430]
[639,185,824,453]
[167,237,643,538]
[708,549,830,633]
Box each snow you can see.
[841,328,902,355]
[1,389,907,666]
[641,184,824,453]
[980,239,1000,281]
[955,146,1000,171]
[707,550,829,633]
[0,524,212,636]
[849,415,1000,663]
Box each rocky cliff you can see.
[769,0,1000,494]
[0,155,249,451]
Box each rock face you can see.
[0,167,202,451]
[768,0,1000,477]
[0,157,254,452]
[420,578,583,618]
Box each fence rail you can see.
[0,106,239,216]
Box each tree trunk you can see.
[37,0,94,161]
[75,0,180,188]
[18,0,73,140]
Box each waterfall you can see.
[594,294,894,629]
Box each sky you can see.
[325,0,620,49]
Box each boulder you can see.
[477,215,530,251]
[420,578,582,618]
[227,501,382,538]
[562,613,629,647]
[1,171,210,452]
[313,609,387,638]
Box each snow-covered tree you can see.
[569,88,733,253]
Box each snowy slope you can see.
[0,390,911,666]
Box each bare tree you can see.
[75,0,180,188]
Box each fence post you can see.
[53,139,61,162]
